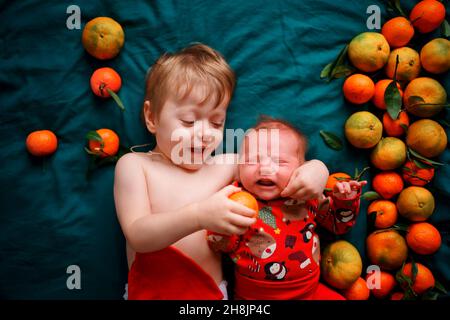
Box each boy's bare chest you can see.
[142,159,235,213]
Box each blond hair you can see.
[252,115,308,161]
[143,43,235,119]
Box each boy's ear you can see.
[143,100,157,134]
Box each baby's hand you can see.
[333,180,367,200]
[196,185,256,236]
[281,159,329,200]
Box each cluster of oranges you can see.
[324,0,448,300]
[26,17,124,160]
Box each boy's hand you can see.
[281,159,329,200]
[333,180,367,200]
[196,185,257,236]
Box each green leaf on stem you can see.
[354,166,370,181]
[441,19,450,38]
[362,191,380,201]
[408,95,450,108]
[434,280,448,295]
[409,148,445,166]
[85,131,103,143]
[331,64,355,79]
[385,55,402,120]
[320,63,333,79]
[319,130,343,150]
[107,88,126,111]
[320,45,351,82]
[413,159,434,169]
[400,123,408,134]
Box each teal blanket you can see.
[0,0,448,299]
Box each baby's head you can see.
[239,116,308,200]
[142,43,235,170]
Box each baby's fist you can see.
[333,180,367,199]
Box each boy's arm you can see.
[315,181,365,235]
[114,153,201,253]
[281,159,329,200]
[114,154,256,253]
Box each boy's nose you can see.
[196,121,213,142]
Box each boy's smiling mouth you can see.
[190,147,206,154]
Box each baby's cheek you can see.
[278,166,295,187]
[238,164,256,186]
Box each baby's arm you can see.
[114,154,256,253]
[315,180,366,235]
[281,159,329,200]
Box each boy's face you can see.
[150,85,228,170]
[239,128,304,200]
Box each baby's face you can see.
[239,128,303,200]
[151,85,227,170]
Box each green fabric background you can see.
[0,0,448,299]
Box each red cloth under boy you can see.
[128,246,223,300]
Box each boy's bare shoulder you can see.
[115,152,151,174]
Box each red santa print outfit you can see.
[207,188,361,300]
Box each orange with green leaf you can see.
[402,160,434,186]
[86,128,120,158]
[403,77,448,118]
[90,67,126,111]
[367,200,398,229]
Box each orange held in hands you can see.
[367,200,398,229]
[82,17,125,60]
[372,171,404,199]
[90,67,122,98]
[406,222,441,255]
[229,191,258,217]
[26,130,58,157]
[343,74,375,104]
[88,128,120,158]
[381,17,414,48]
[410,0,446,34]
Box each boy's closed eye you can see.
[210,120,224,128]
[180,118,195,126]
